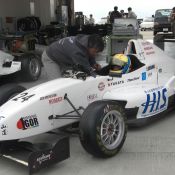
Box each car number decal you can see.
[12,92,35,102]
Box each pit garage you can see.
[0,1,175,175]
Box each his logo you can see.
[17,114,39,130]
[141,88,167,116]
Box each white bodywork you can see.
[0,50,21,76]
[0,39,175,141]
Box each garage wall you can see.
[0,0,75,31]
[0,0,30,17]
[35,0,53,26]
[34,0,75,26]
[0,0,55,30]
[0,0,30,32]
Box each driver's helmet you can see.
[110,54,131,74]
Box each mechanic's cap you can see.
[111,54,131,74]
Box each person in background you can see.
[127,7,137,19]
[84,15,89,25]
[120,10,126,18]
[170,7,175,36]
[88,14,95,25]
[107,11,112,24]
[109,6,122,23]
[42,34,104,80]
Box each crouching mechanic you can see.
[110,54,131,74]
[42,34,104,80]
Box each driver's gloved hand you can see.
[73,65,97,78]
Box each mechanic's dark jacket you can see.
[46,34,96,73]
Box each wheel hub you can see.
[100,110,125,150]
[107,124,115,136]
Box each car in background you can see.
[137,18,143,28]
[140,17,154,31]
[153,9,172,36]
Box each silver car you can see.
[140,17,154,31]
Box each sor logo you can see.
[141,88,167,116]
[98,82,105,91]
[17,114,39,130]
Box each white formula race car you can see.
[0,50,41,82]
[0,50,21,76]
[0,39,174,172]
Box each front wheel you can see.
[79,100,127,158]
[0,84,26,106]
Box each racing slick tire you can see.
[0,84,26,153]
[79,100,127,158]
[0,84,26,106]
[20,53,42,81]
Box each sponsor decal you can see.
[141,41,151,46]
[127,77,140,82]
[49,96,63,104]
[141,42,155,55]
[141,87,168,117]
[98,82,105,91]
[146,65,155,71]
[108,80,124,86]
[36,151,52,165]
[12,92,35,103]
[146,51,155,55]
[1,124,8,136]
[17,114,39,130]
[158,68,162,73]
[144,46,153,51]
[87,94,98,101]
[142,72,146,81]
[40,94,57,100]
[148,72,152,77]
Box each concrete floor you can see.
[1,31,175,175]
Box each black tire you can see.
[79,100,127,158]
[20,53,42,81]
[0,84,26,106]
[33,17,41,30]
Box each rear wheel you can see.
[20,53,42,81]
[79,100,127,158]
